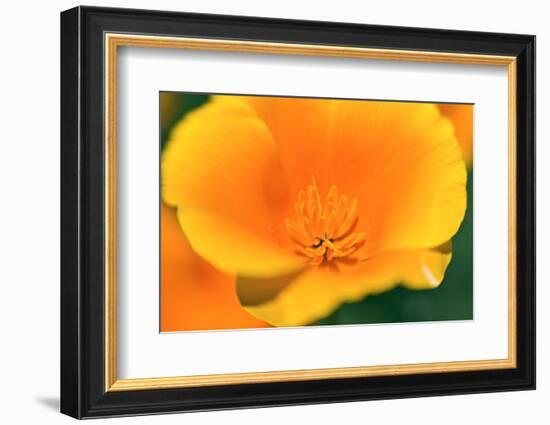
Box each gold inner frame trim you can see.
[104,33,518,392]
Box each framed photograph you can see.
[60,6,535,419]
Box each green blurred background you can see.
[160,92,473,325]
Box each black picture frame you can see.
[61,5,535,419]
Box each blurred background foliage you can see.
[161,92,473,325]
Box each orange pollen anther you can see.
[285,178,365,266]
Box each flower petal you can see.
[240,245,453,327]
[162,97,300,276]
[398,241,453,290]
[438,103,474,166]
[243,96,334,195]
[328,100,467,257]
[161,204,268,332]
[177,207,306,277]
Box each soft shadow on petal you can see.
[237,270,305,306]
[161,204,269,332]
[241,245,453,327]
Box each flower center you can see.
[285,178,365,266]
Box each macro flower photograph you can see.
[160,93,473,332]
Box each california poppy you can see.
[162,96,467,327]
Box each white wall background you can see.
[0,0,545,423]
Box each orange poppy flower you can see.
[438,103,473,166]
[161,203,268,331]
[162,96,467,327]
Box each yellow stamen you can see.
[285,177,365,266]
